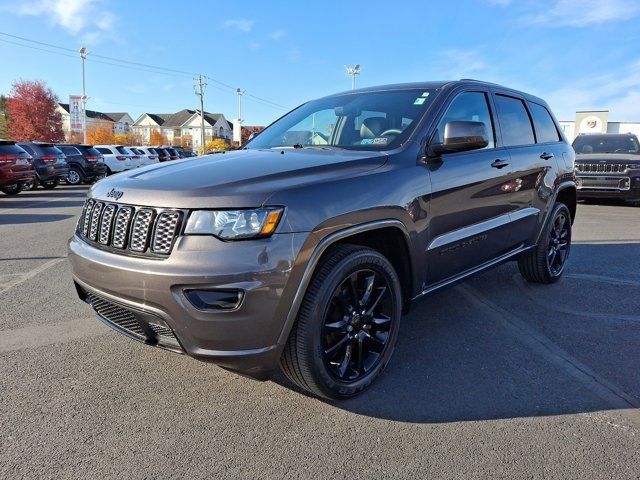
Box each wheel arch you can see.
[276,220,415,348]
[556,185,577,223]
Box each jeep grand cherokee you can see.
[69,80,576,399]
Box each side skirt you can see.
[413,244,535,300]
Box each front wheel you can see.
[518,202,572,283]
[280,244,402,400]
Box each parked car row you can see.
[1,141,197,196]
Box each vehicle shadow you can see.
[274,243,640,423]
[0,214,75,225]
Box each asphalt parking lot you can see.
[1,186,639,479]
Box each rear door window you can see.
[19,144,36,156]
[494,94,535,147]
[435,91,495,149]
[528,103,561,143]
[60,146,80,156]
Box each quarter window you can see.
[436,92,495,149]
[494,95,535,146]
[529,102,561,143]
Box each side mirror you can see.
[430,120,489,156]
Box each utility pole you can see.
[344,64,361,90]
[194,75,207,154]
[80,47,88,143]
[236,88,245,146]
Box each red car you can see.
[0,140,35,195]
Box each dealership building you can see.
[559,110,640,140]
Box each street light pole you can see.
[344,64,361,90]
[79,47,88,143]
[236,88,245,146]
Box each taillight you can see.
[116,155,127,160]
[132,155,140,160]
[151,155,158,160]
[86,155,98,162]
[0,154,17,164]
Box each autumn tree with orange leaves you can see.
[87,123,115,145]
[6,80,64,142]
[149,130,167,146]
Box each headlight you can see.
[184,208,283,240]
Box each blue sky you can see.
[0,0,639,125]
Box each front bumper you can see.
[68,231,308,379]
[576,171,640,200]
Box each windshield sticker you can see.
[421,92,430,97]
[360,137,389,145]
[413,97,426,105]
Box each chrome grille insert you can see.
[77,200,182,257]
[152,211,182,254]
[88,202,104,241]
[99,204,117,245]
[130,209,154,252]
[81,199,95,236]
[112,207,133,249]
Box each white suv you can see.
[95,145,133,174]
[131,147,160,167]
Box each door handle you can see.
[540,152,554,160]
[491,159,510,169]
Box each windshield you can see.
[246,89,436,151]
[572,135,640,154]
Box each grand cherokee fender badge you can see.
[106,188,124,201]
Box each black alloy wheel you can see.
[547,209,570,276]
[280,244,402,400]
[322,269,393,382]
[518,202,572,284]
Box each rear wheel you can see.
[23,177,38,190]
[1,183,23,195]
[518,202,572,284]
[41,179,59,189]
[280,244,402,400]
[66,168,83,185]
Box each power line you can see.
[0,30,289,111]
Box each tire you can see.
[518,202,572,284]
[66,168,83,186]
[1,183,23,195]
[41,179,59,189]
[280,244,402,400]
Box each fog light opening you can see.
[184,289,244,311]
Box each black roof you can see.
[325,79,547,105]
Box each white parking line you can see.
[0,257,66,295]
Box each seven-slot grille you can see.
[576,163,631,173]
[77,199,182,256]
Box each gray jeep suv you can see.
[69,80,576,399]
